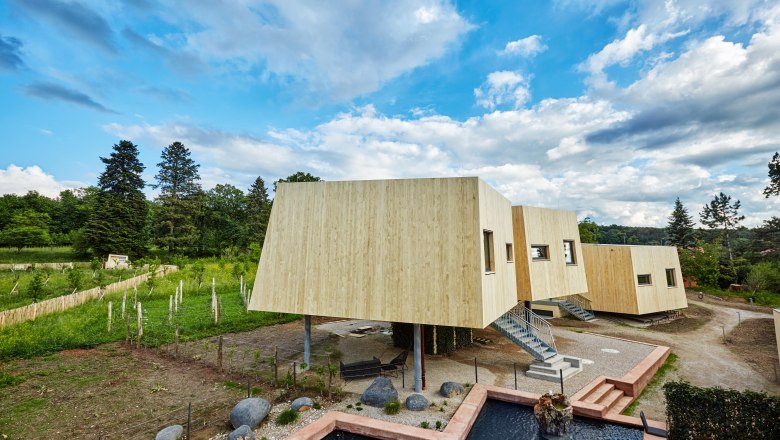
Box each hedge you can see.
[391,323,472,355]
[663,381,780,439]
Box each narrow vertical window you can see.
[506,243,513,262]
[666,269,676,287]
[563,240,576,264]
[483,230,494,272]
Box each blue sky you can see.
[1,0,779,227]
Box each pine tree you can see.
[764,152,780,198]
[247,176,271,246]
[667,197,695,247]
[700,192,745,264]
[153,141,202,254]
[84,140,148,258]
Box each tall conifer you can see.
[667,197,695,247]
[153,141,202,254]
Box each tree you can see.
[700,192,744,264]
[578,217,599,243]
[153,141,203,254]
[84,140,148,258]
[678,240,722,288]
[667,197,696,247]
[273,171,321,192]
[0,210,51,251]
[199,184,248,255]
[247,176,271,246]
[764,151,780,198]
[27,271,46,302]
[66,268,84,292]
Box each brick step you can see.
[597,389,625,409]
[584,383,615,403]
[611,395,635,414]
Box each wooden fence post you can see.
[168,295,173,323]
[137,302,143,349]
[218,336,224,372]
[274,346,278,386]
[175,325,180,358]
[107,301,112,332]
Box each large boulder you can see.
[440,382,465,398]
[360,376,398,407]
[228,425,257,440]
[405,393,429,411]
[155,425,183,440]
[229,397,271,429]
[292,397,314,412]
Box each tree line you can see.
[0,140,321,260]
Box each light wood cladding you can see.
[582,244,688,314]
[511,206,588,301]
[249,177,517,328]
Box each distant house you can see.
[105,254,130,269]
[582,244,687,315]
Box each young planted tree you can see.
[667,197,696,247]
[153,141,203,255]
[763,151,779,198]
[700,192,745,264]
[247,176,271,247]
[84,140,148,258]
[28,271,46,302]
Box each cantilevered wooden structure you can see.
[581,244,687,315]
[511,206,588,302]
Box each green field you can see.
[0,268,135,311]
[0,247,80,264]
[0,262,297,360]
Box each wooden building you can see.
[511,206,589,302]
[581,244,687,315]
[248,177,518,329]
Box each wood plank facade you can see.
[248,177,518,328]
[511,206,588,301]
[582,244,687,314]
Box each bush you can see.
[275,408,299,425]
[420,421,430,429]
[664,381,780,439]
[384,400,401,415]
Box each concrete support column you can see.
[303,315,311,370]
[413,323,422,393]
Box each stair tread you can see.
[598,389,625,408]
[584,383,615,403]
[611,395,635,414]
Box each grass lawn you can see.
[690,286,780,308]
[0,247,80,264]
[0,262,297,360]
[0,268,136,311]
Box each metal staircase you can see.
[557,295,596,321]
[491,305,557,361]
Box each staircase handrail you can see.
[566,294,592,312]
[504,304,557,353]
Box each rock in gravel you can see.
[405,393,430,411]
[230,397,271,429]
[360,376,398,407]
[440,381,465,398]
[228,425,257,440]
[292,397,314,412]
[155,425,183,440]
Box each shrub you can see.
[384,400,401,415]
[275,408,299,425]
[435,421,442,430]
[420,421,430,429]
[313,402,322,410]
[664,381,780,439]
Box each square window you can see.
[483,230,494,272]
[563,240,576,264]
[666,268,676,287]
[531,245,549,260]
[506,243,513,262]
[637,274,652,285]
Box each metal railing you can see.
[498,304,557,355]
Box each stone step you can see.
[598,389,625,409]
[584,383,615,403]
[529,361,571,374]
[611,395,635,414]
[526,366,581,382]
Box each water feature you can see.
[466,399,643,440]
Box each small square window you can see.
[483,230,494,272]
[531,245,549,260]
[666,269,676,287]
[563,240,576,265]
[506,243,513,262]
[637,274,652,285]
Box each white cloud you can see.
[500,35,547,57]
[474,71,531,109]
[0,165,86,197]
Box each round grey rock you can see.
[155,425,183,440]
[360,376,398,407]
[229,397,271,429]
[440,382,465,398]
[405,393,429,411]
[292,396,314,412]
[228,425,256,440]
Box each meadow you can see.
[0,246,79,264]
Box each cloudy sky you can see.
[1,0,779,227]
